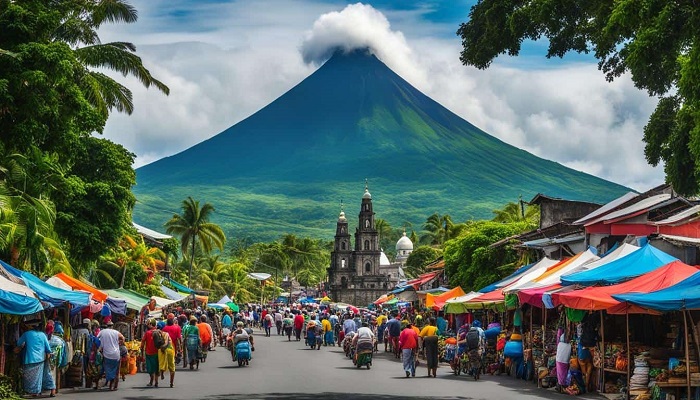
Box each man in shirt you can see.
[321,316,333,346]
[342,315,357,336]
[293,312,305,341]
[399,322,420,377]
[386,315,402,355]
[97,321,125,391]
[140,319,159,388]
[274,310,283,335]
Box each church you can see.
[327,185,411,305]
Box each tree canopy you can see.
[457,0,700,194]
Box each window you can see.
[365,219,370,228]
[341,258,346,268]
[341,242,346,250]
[370,284,375,289]
[365,262,371,272]
[341,276,348,288]
[364,240,369,250]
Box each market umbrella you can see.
[226,302,240,312]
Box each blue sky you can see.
[98,1,663,191]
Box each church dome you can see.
[338,211,346,222]
[396,231,413,251]
[362,188,372,199]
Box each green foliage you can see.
[492,201,540,225]
[0,374,21,400]
[443,220,534,292]
[404,246,442,278]
[458,0,700,195]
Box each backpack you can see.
[152,330,165,349]
[466,328,480,350]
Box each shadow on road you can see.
[118,393,474,400]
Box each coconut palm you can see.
[421,213,457,246]
[165,197,225,288]
[95,234,165,288]
[53,0,169,116]
[0,153,69,275]
[492,201,540,225]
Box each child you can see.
[119,337,129,381]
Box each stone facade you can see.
[328,186,392,305]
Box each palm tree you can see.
[0,153,69,275]
[53,0,169,116]
[95,234,165,288]
[492,201,540,225]
[165,197,225,288]
[219,261,256,303]
[421,213,457,245]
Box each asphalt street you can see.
[56,329,602,400]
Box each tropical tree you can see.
[457,0,700,195]
[0,152,69,275]
[165,197,226,288]
[492,201,540,225]
[218,261,257,303]
[53,0,169,117]
[94,234,165,288]
[421,213,464,246]
[404,246,442,278]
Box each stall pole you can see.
[600,310,605,393]
[687,311,700,362]
[684,310,691,398]
[625,307,631,400]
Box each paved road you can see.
[57,330,600,400]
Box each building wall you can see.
[540,199,602,228]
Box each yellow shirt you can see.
[376,315,387,326]
[419,325,438,337]
[322,319,332,333]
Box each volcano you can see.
[133,49,630,241]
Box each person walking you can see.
[419,317,440,377]
[263,312,273,337]
[386,314,401,357]
[274,310,283,335]
[399,322,420,378]
[182,317,201,370]
[162,314,182,369]
[282,313,294,341]
[293,311,305,341]
[197,315,213,362]
[15,322,54,397]
[97,321,125,391]
[157,324,176,388]
[47,322,68,395]
[140,319,160,387]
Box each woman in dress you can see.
[15,322,54,397]
[419,317,439,377]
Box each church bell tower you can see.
[354,181,380,276]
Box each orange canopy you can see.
[472,288,505,302]
[53,273,108,302]
[553,261,699,311]
[426,287,466,309]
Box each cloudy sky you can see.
[98,0,664,191]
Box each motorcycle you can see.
[234,341,252,367]
[354,340,373,369]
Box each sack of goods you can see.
[504,340,524,358]
[467,329,481,350]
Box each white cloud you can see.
[97,1,665,191]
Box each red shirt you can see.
[162,324,182,350]
[399,328,419,350]
[261,310,268,321]
[294,315,305,329]
[142,328,157,355]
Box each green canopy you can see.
[384,298,399,306]
[105,288,150,311]
[226,302,240,312]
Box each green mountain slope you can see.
[133,49,631,241]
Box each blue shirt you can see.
[342,319,357,335]
[437,317,448,335]
[387,319,401,337]
[222,314,232,328]
[18,330,51,365]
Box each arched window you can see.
[365,262,371,273]
[341,258,346,268]
[341,276,348,288]
[341,242,346,250]
[364,240,369,250]
[365,219,370,228]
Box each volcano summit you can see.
[133,49,630,241]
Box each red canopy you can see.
[517,284,561,308]
[405,271,440,289]
[472,288,505,302]
[553,261,699,311]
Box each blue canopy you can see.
[168,279,194,294]
[478,262,536,293]
[560,244,677,286]
[0,289,43,315]
[613,271,700,311]
[0,260,90,307]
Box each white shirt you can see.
[97,328,121,360]
[356,326,375,341]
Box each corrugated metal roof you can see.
[573,192,639,225]
[133,222,172,240]
[654,205,700,226]
[584,193,671,226]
